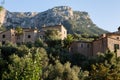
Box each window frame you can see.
[2,34,5,38]
[114,44,119,50]
[28,35,31,38]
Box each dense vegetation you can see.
[62,11,108,35]
[0,30,120,80]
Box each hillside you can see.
[0,6,108,35]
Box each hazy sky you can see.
[2,0,120,32]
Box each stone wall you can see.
[0,29,16,44]
[24,30,38,43]
[41,25,67,40]
[93,38,107,56]
[70,41,93,57]
[107,37,120,57]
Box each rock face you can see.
[0,6,107,35]
[3,10,38,28]
[0,8,6,27]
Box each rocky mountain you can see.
[0,6,108,35]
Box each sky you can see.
[1,0,120,32]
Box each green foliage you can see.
[88,63,110,80]
[86,51,120,80]
[0,43,17,60]
[45,30,61,41]
[71,53,87,66]
[88,62,120,80]
[34,38,45,47]
[72,33,98,41]
[25,42,34,48]
[0,36,120,80]
[15,26,23,36]
[0,6,3,11]
[62,11,108,35]
[15,45,29,57]
[0,26,6,31]
[42,60,88,80]
[63,34,74,49]
[2,48,42,80]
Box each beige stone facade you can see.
[15,29,38,44]
[0,29,16,44]
[92,37,108,56]
[41,25,67,40]
[70,28,120,57]
[0,25,67,44]
[23,29,38,43]
[70,41,93,57]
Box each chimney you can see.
[100,34,106,38]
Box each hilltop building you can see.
[0,25,67,45]
[70,41,93,57]
[39,25,67,40]
[70,27,120,57]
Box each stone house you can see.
[41,25,67,40]
[0,25,67,44]
[16,28,38,44]
[37,31,45,40]
[70,41,93,57]
[0,29,16,44]
[93,33,120,57]
[70,27,120,57]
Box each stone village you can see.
[0,24,120,57]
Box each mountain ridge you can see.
[0,6,108,35]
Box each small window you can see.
[114,44,119,49]
[81,44,83,48]
[17,36,20,39]
[39,35,43,38]
[117,37,119,40]
[2,41,5,45]
[2,34,5,38]
[28,35,31,38]
[87,44,90,48]
[12,34,14,36]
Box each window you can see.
[39,35,43,38]
[2,34,5,38]
[28,35,31,38]
[2,41,5,45]
[81,44,83,48]
[114,44,119,49]
[12,34,14,36]
[117,37,119,40]
[87,44,90,48]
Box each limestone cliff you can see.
[0,6,107,35]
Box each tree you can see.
[45,30,61,41]
[63,34,74,49]
[0,42,17,60]
[15,45,29,57]
[44,30,62,48]
[88,63,109,80]
[15,26,23,40]
[34,38,45,47]
[42,60,88,80]
[2,48,42,80]
[0,25,6,31]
